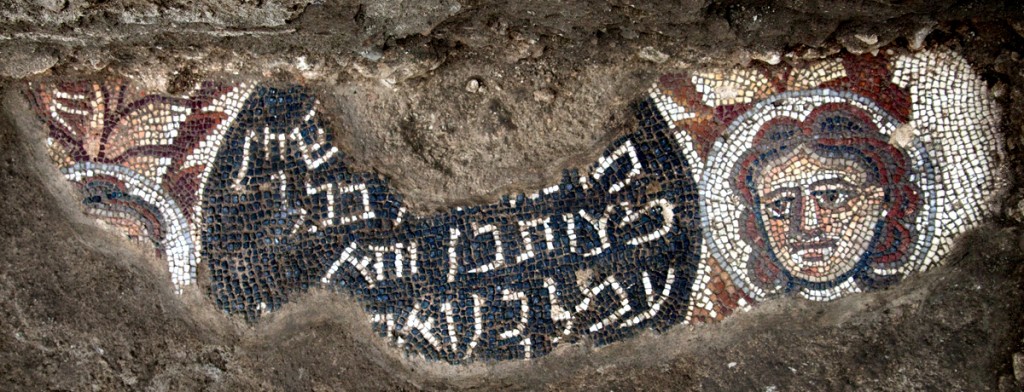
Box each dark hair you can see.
[733,103,922,292]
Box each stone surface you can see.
[0,45,56,78]
[1014,352,1024,384]
[0,0,1023,390]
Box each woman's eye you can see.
[764,197,794,219]
[813,189,851,209]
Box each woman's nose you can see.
[793,196,820,234]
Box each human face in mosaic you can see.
[27,48,1004,362]
[755,147,886,283]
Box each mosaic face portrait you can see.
[734,102,921,290]
[653,50,1002,306]
[25,48,1005,363]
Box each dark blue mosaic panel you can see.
[200,86,701,362]
[31,48,1002,365]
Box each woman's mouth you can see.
[789,239,837,272]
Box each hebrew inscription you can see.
[28,48,1003,363]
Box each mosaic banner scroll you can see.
[29,81,702,362]
[27,48,1003,363]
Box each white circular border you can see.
[698,50,1003,302]
[62,161,197,293]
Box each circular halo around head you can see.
[699,88,939,301]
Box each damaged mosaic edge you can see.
[25,47,1005,363]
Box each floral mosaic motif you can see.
[30,82,702,362]
[28,48,1004,363]
[29,80,253,291]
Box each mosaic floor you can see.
[27,48,1004,363]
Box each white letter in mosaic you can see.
[515,217,554,264]
[466,223,505,273]
[290,106,339,170]
[446,227,460,283]
[366,242,418,280]
[577,206,614,257]
[305,182,375,226]
[621,199,676,247]
[544,277,575,342]
[398,302,440,351]
[498,289,532,359]
[584,139,642,193]
[321,241,376,287]
[572,274,633,332]
[619,268,676,328]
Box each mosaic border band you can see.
[26,48,1004,363]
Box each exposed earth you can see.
[2,1,1024,390]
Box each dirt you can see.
[1,1,1024,390]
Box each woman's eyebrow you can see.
[762,187,799,201]
[806,169,849,183]
[809,177,856,189]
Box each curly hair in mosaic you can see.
[733,102,922,293]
